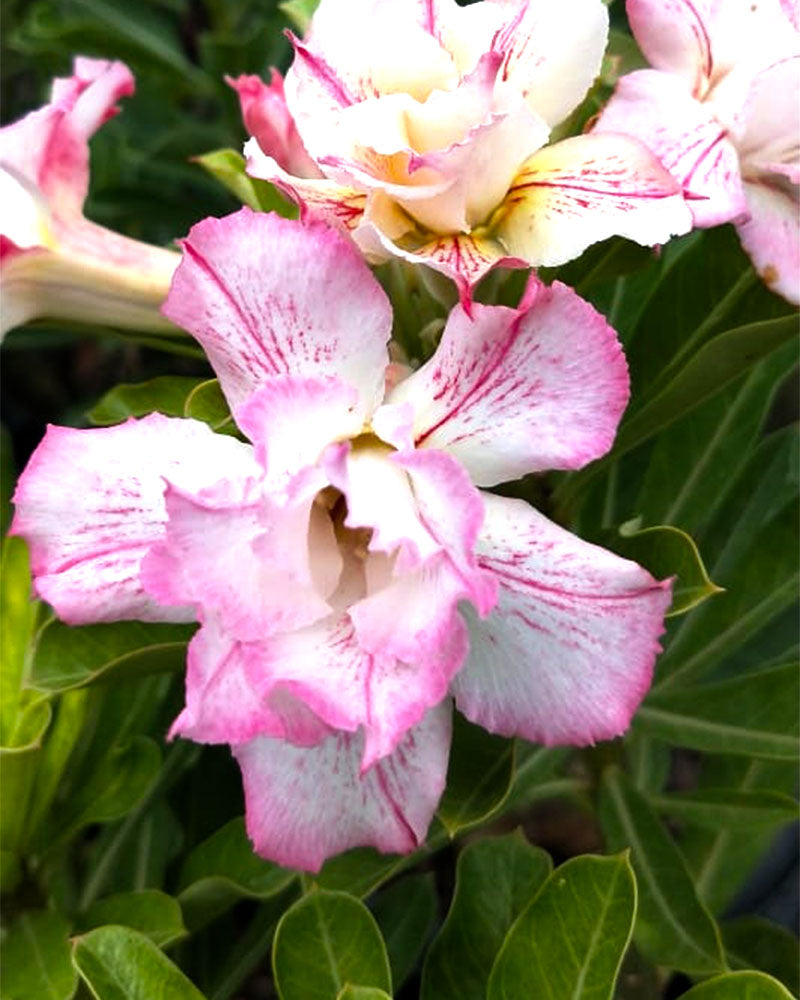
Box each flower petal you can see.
[233,699,452,871]
[736,176,800,305]
[495,132,693,267]
[389,278,628,485]
[0,57,134,219]
[11,415,259,625]
[626,0,715,93]
[595,69,747,227]
[226,70,321,178]
[451,493,672,745]
[735,55,800,177]
[162,208,391,413]
[489,0,609,126]
[140,477,332,642]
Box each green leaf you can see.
[488,852,636,1000]
[79,891,187,948]
[87,376,206,425]
[613,315,797,461]
[280,0,321,32]
[177,818,296,931]
[679,971,795,999]
[650,789,799,830]
[598,768,725,974]
[72,925,206,999]
[51,736,161,847]
[437,712,515,835]
[636,664,800,759]
[335,989,391,1000]
[722,917,800,995]
[315,848,410,899]
[183,379,236,434]
[422,832,551,1000]
[194,149,296,216]
[1,910,77,1000]
[28,620,195,692]
[272,890,392,1000]
[1,423,14,538]
[1,537,38,744]
[0,694,52,855]
[372,874,436,990]
[611,520,722,616]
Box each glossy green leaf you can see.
[72,925,206,999]
[1,910,77,1000]
[437,713,515,835]
[0,693,52,856]
[280,0,321,32]
[723,918,800,995]
[372,874,436,990]
[51,736,161,847]
[679,971,795,999]
[177,818,296,931]
[79,890,187,948]
[636,664,799,759]
[194,148,296,216]
[316,849,409,899]
[272,890,392,1000]
[650,789,799,830]
[28,619,194,692]
[422,832,551,1000]
[611,520,722,616]
[335,990,391,1000]
[183,379,236,434]
[87,376,205,425]
[488,852,636,1000]
[598,768,725,974]
[1,537,37,744]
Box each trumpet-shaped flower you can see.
[244,0,692,303]
[0,57,180,338]
[12,210,671,871]
[595,0,800,304]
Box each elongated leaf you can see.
[611,520,722,616]
[650,789,799,830]
[79,890,187,948]
[636,664,799,759]
[272,890,392,1000]
[422,832,551,1000]
[372,874,436,990]
[598,768,725,974]
[1,537,37,743]
[679,971,795,999]
[315,848,410,900]
[178,818,295,931]
[194,149,295,216]
[0,693,52,858]
[437,713,515,835]
[87,376,205,425]
[336,990,391,1000]
[1,910,77,1000]
[183,380,236,434]
[72,925,205,999]
[488,852,636,1000]
[723,918,800,995]
[29,620,194,692]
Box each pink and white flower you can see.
[0,57,180,338]
[12,210,671,871]
[244,0,692,303]
[595,0,800,304]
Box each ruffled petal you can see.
[0,57,134,219]
[226,70,321,178]
[162,208,391,413]
[595,69,747,227]
[451,494,672,745]
[488,0,609,126]
[626,0,715,93]
[388,277,628,486]
[234,699,452,871]
[736,176,800,305]
[11,415,259,625]
[140,477,331,642]
[495,132,693,267]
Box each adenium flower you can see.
[595,0,800,304]
[244,0,692,303]
[0,57,180,338]
[12,210,671,871]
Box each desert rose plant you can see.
[1,1,797,998]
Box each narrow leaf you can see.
[650,789,799,830]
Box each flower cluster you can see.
[6,0,797,871]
